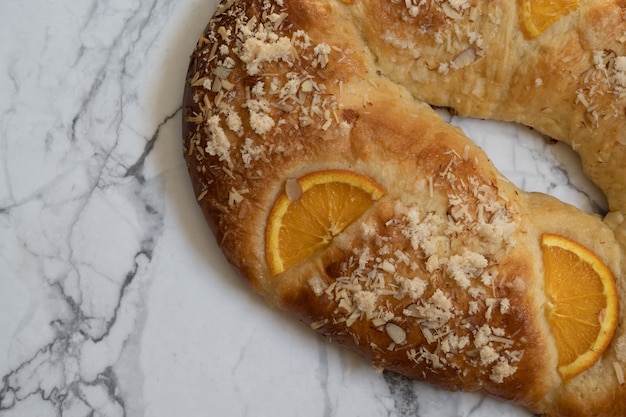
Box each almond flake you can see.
[385,323,407,345]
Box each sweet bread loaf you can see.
[182,1,626,415]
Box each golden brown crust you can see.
[182,1,626,416]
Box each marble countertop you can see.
[0,1,608,416]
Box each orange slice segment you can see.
[541,233,619,379]
[519,0,579,39]
[265,170,385,275]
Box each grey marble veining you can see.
[0,1,604,416]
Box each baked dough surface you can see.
[182,1,626,415]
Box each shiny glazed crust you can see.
[182,1,626,416]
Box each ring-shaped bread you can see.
[182,1,626,416]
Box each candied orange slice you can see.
[541,233,619,379]
[265,170,385,275]
[519,0,579,39]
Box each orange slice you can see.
[265,170,385,275]
[541,233,619,379]
[519,0,579,39]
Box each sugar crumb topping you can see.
[186,0,342,202]
[576,50,626,126]
[386,0,485,77]
[310,151,523,384]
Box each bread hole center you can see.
[442,111,609,216]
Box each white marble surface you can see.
[0,1,607,416]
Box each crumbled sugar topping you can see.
[204,115,232,165]
[239,138,267,168]
[245,98,276,135]
[444,251,488,289]
[239,35,293,76]
[308,275,328,297]
[490,361,518,384]
[226,110,243,136]
[313,151,522,384]
[186,0,342,201]
[576,50,626,126]
[397,276,428,300]
[313,43,332,68]
[380,32,422,59]
[396,0,470,19]
[387,0,485,77]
